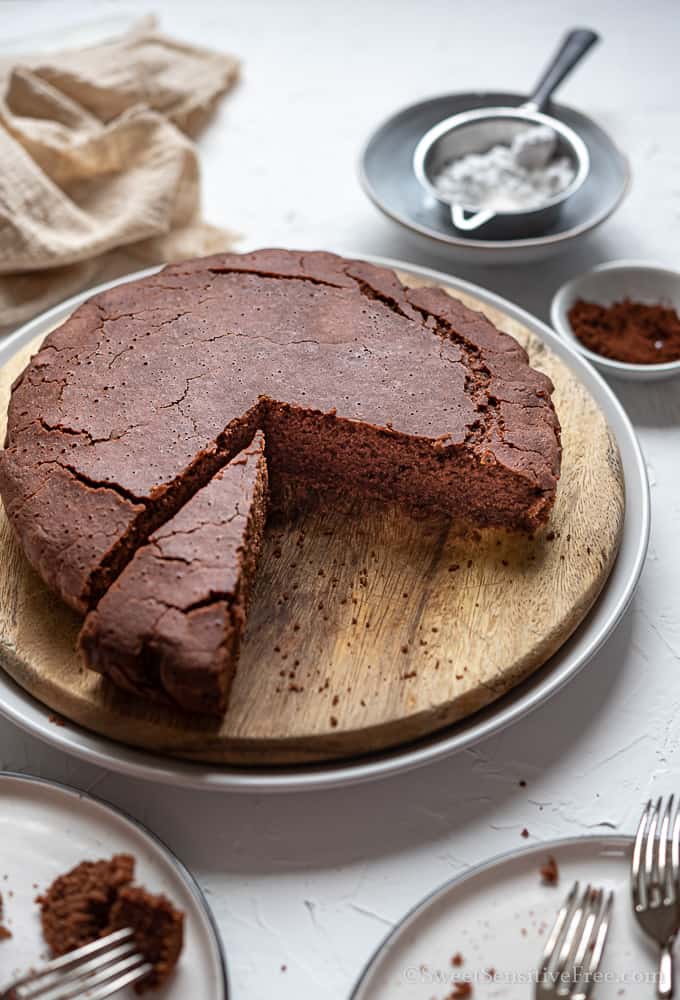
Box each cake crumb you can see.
[0,890,11,941]
[449,983,472,998]
[540,856,559,886]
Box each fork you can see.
[632,796,680,998]
[536,881,614,999]
[0,928,151,1000]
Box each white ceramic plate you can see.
[0,773,228,995]
[0,257,650,792]
[351,835,656,999]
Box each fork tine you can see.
[8,929,134,992]
[645,797,663,906]
[552,884,592,987]
[541,881,580,979]
[19,940,139,999]
[672,798,680,902]
[632,799,652,911]
[75,961,153,1000]
[41,953,150,1000]
[659,796,675,903]
[577,889,614,1000]
[571,887,601,971]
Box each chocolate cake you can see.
[107,886,184,992]
[38,854,183,993]
[38,853,135,955]
[79,431,268,714]
[0,249,561,713]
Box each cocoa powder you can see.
[568,297,680,364]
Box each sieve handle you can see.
[450,205,496,232]
[524,28,600,113]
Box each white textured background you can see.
[1,1,679,997]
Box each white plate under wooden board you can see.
[0,772,228,995]
[351,835,656,1000]
[0,258,650,792]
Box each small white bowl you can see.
[551,260,680,381]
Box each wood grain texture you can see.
[0,273,625,765]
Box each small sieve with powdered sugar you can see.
[432,125,576,213]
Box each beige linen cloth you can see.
[0,15,239,332]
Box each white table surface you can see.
[1,1,679,997]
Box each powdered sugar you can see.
[433,126,576,213]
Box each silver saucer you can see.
[360,91,630,266]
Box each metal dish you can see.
[0,257,649,793]
[551,259,680,381]
[360,94,630,265]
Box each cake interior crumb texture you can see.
[37,854,184,993]
[0,249,562,715]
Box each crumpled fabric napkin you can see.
[0,15,240,331]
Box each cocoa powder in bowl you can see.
[568,297,680,364]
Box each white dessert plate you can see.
[0,772,228,995]
[0,257,649,792]
[351,834,655,999]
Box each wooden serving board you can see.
[0,274,625,765]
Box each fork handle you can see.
[659,937,676,998]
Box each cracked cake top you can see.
[0,249,561,614]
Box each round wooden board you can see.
[0,273,624,765]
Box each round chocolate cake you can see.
[0,250,561,714]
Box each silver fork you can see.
[632,796,680,998]
[536,881,613,999]
[0,928,151,1000]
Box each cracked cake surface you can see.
[0,249,561,621]
[0,250,561,714]
[79,431,268,714]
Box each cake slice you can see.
[106,887,184,993]
[79,431,268,715]
[37,855,184,994]
[38,854,135,955]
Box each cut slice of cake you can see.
[37,855,184,994]
[79,431,268,715]
[106,886,184,993]
[38,854,135,955]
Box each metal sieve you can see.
[413,28,599,238]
